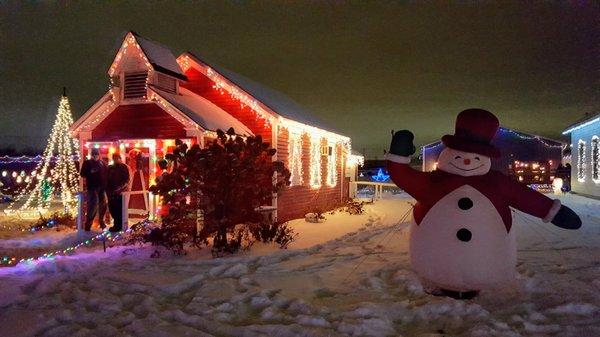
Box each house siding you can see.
[92,103,187,141]
[570,124,600,198]
[276,127,349,222]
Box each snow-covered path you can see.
[0,194,598,337]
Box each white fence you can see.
[349,181,399,199]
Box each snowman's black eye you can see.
[454,155,462,159]
[474,156,480,161]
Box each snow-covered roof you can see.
[183,52,341,135]
[131,32,187,80]
[562,111,600,135]
[151,87,253,136]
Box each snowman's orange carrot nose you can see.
[463,159,471,165]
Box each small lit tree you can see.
[148,128,293,255]
[6,90,80,215]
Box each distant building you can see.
[421,127,565,182]
[562,113,600,198]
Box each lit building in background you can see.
[563,113,600,198]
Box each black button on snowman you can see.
[458,197,473,210]
[385,109,581,296]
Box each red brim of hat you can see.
[441,135,501,158]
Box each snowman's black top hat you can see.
[441,108,501,158]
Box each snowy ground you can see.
[0,193,598,337]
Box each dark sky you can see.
[0,1,598,158]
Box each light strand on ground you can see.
[0,226,140,267]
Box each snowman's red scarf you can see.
[386,160,558,233]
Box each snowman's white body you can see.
[409,184,517,291]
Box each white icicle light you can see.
[288,131,304,186]
[309,136,322,188]
[326,142,337,187]
[577,139,586,182]
[592,136,599,184]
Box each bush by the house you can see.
[146,128,294,255]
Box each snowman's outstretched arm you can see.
[385,130,433,200]
[499,173,581,229]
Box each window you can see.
[309,137,322,188]
[592,136,599,183]
[577,139,586,182]
[156,73,177,93]
[326,143,337,187]
[288,132,303,186]
[123,71,148,99]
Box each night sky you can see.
[0,1,598,158]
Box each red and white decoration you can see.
[386,109,578,292]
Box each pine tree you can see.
[7,90,80,215]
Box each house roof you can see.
[182,52,341,135]
[150,86,253,136]
[422,126,565,149]
[129,32,187,81]
[562,112,600,135]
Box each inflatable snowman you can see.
[385,109,581,298]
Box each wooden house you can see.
[70,32,355,222]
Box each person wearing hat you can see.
[385,108,581,298]
[80,148,108,231]
[106,153,130,232]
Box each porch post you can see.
[76,191,84,232]
[78,132,91,190]
[122,192,129,231]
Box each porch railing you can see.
[349,181,399,199]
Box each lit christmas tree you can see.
[6,89,80,216]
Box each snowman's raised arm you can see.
[386,154,434,200]
[385,130,433,200]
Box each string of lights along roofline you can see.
[423,127,565,151]
[5,88,81,216]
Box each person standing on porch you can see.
[80,148,108,231]
[107,153,130,232]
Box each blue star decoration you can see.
[371,168,390,182]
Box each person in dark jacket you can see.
[80,148,108,231]
[107,153,130,232]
